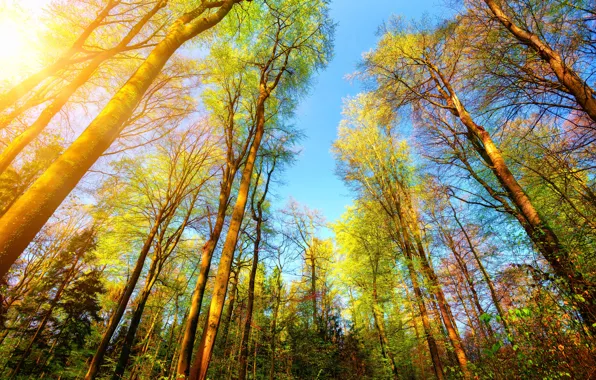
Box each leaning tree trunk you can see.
[390,212,445,380]
[0,0,119,112]
[0,0,238,279]
[0,0,165,175]
[85,213,163,380]
[452,95,596,335]
[111,258,160,379]
[450,206,512,339]
[483,0,596,124]
[176,173,234,378]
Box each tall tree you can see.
[189,1,333,377]
[361,20,596,335]
[0,0,242,278]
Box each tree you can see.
[360,19,596,335]
[189,1,333,378]
[85,127,217,379]
[0,0,242,278]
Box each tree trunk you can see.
[189,90,268,380]
[310,252,318,329]
[269,273,282,380]
[238,217,262,380]
[111,257,160,379]
[453,96,596,335]
[0,0,238,279]
[0,0,119,112]
[85,213,162,380]
[176,174,234,378]
[450,206,512,340]
[219,269,239,352]
[405,258,445,380]
[371,278,399,379]
[483,0,596,124]
[0,0,165,175]
[415,244,471,380]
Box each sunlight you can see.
[0,8,41,83]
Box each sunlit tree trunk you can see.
[238,158,275,380]
[176,168,236,378]
[454,98,596,334]
[483,0,596,124]
[189,84,270,379]
[0,0,239,279]
[0,0,166,175]
[0,0,119,112]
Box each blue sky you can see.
[274,0,447,224]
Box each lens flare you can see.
[0,8,40,83]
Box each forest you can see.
[0,0,594,379]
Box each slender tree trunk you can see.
[0,0,238,279]
[159,296,179,379]
[129,307,162,380]
[450,207,513,340]
[112,258,160,379]
[176,176,233,378]
[189,90,268,380]
[219,269,239,352]
[238,218,262,380]
[390,212,445,379]
[85,213,163,380]
[0,0,166,175]
[252,329,258,379]
[441,228,493,340]
[399,193,471,379]
[114,190,196,379]
[269,272,282,380]
[400,279,426,379]
[483,0,596,124]
[453,97,596,334]
[405,258,445,380]
[168,308,188,380]
[416,245,471,380]
[371,278,399,379]
[310,253,318,329]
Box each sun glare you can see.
[0,9,41,83]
